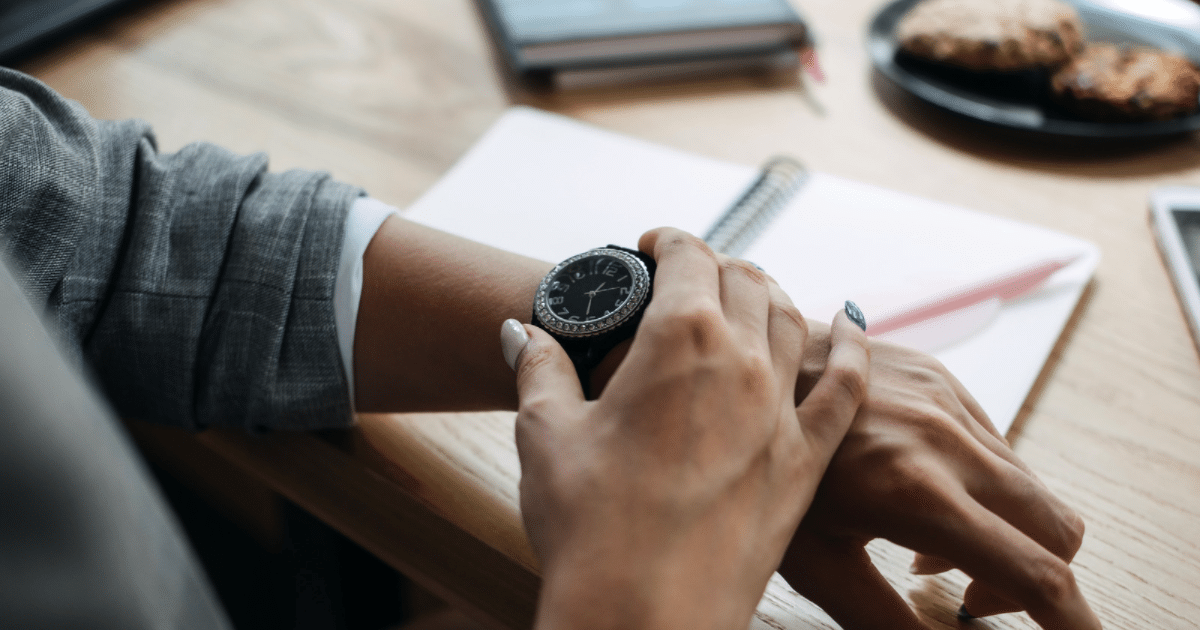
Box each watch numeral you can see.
[618,287,630,296]
[549,297,564,305]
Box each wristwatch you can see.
[531,245,656,398]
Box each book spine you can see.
[475,0,538,78]
[703,156,808,258]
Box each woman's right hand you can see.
[504,228,871,630]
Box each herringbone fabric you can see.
[0,68,360,431]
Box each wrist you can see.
[535,560,653,630]
[535,553,743,630]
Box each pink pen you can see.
[865,255,1080,336]
[800,47,825,84]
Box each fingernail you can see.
[844,300,867,331]
[500,319,530,370]
[908,562,920,574]
[957,604,975,620]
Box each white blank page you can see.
[406,107,750,262]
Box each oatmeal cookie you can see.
[896,0,1083,72]
[1051,43,1200,121]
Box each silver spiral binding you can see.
[703,156,808,258]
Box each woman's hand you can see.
[504,228,870,630]
[781,336,1101,630]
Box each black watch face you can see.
[549,255,634,322]
[535,248,651,338]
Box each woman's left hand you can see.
[779,339,1101,630]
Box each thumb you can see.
[796,306,870,461]
[501,319,586,415]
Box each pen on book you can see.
[799,46,825,84]
[864,255,1081,336]
[794,36,826,115]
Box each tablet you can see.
[1151,187,1200,357]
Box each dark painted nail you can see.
[844,300,867,331]
[957,604,975,620]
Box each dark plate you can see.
[868,0,1200,137]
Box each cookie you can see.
[1051,43,1200,121]
[896,0,1083,72]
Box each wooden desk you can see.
[19,0,1200,628]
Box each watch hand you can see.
[586,293,594,317]
[585,282,607,298]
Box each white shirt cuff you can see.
[335,197,399,410]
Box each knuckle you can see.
[515,351,568,421]
[892,351,951,389]
[916,411,974,451]
[515,341,557,384]
[518,390,560,424]
[829,363,869,406]
[656,231,715,261]
[888,402,962,448]
[913,350,949,374]
[886,457,941,499]
[906,364,944,390]
[1027,558,1079,609]
[513,413,555,465]
[840,434,898,479]
[1004,471,1087,561]
[721,257,769,287]
[856,447,921,491]
[865,454,962,518]
[738,353,775,396]
[651,301,726,352]
[769,299,807,334]
[1064,510,1086,554]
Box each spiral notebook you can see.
[404,107,1099,434]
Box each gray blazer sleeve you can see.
[0,68,362,431]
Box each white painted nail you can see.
[500,319,530,371]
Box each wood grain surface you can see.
[19,0,1200,628]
